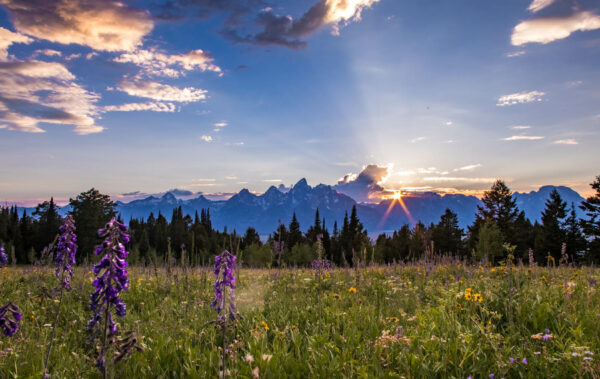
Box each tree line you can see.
[1,176,599,267]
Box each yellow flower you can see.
[465,287,472,293]
[348,287,357,293]
[261,321,269,331]
[388,316,400,323]
[491,267,496,273]
[473,293,483,302]
[332,293,341,299]
[464,292,472,301]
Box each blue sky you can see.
[0,0,599,205]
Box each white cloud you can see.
[0,0,153,52]
[445,121,453,126]
[423,177,496,183]
[85,52,98,60]
[114,48,222,78]
[511,125,532,130]
[497,90,545,106]
[512,10,600,46]
[225,176,238,180]
[213,121,228,131]
[553,139,578,145]
[34,49,62,57]
[201,135,213,142]
[102,102,177,113]
[453,164,482,172]
[65,53,81,61]
[263,179,282,182]
[527,0,556,13]
[0,27,33,59]
[0,60,102,134]
[116,78,207,103]
[411,136,426,143]
[506,50,526,57]
[502,135,545,141]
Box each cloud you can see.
[528,0,556,13]
[0,27,33,59]
[213,121,228,131]
[497,90,545,106]
[263,179,282,182]
[502,135,545,141]
[511,125,532,130]
[423,177,497,183]
[151,0,255,26]
[410,136,426,143]
[334,164,390,202]
[114,48,222,78]
[553,138,578,144]
[445,121,453,126]
[0,0,153,51]
[116,77,207,102]
[223,0,380,48]
[201,135,213,142]
[453,164,482,172]
[506,50,526,57]
[33,49,62,57]
[102,102,177,113]
[512,10,600,46]
[0,60,102,134]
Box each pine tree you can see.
[431,209,464,256]
[287,212,302,249]
[33,197,62,253]
[564,203,586,262]
[69,188,116,263]
[580,175,600,261]
[540,189,567,261]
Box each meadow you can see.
[1,259,599,379]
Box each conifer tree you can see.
[580,175,600,261]
[540,189,567,261]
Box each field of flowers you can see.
[1,258,599,378]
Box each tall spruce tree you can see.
[564,203,586,262]
[33,197,62,253]
[286,212,302,249]
[580,175,600,261]
[540,189,567,261]
[431,209,464,256]
[69,188,116,263]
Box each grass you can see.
[0,262,599,378]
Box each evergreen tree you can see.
[476,221,505,263]
[32,197,62,252]
[69,188,116,263]
[241,227,261,250]
[564,203,586,262]
[431,209,464,255]
[540,189,567,261]
[286,212,302,249]
[580,175,600,262]
[468,180,519,249]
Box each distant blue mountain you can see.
[15,182,586,236]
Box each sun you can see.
[392,191,402,200]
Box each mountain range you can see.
[16,180,585,236]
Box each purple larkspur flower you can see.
[55,216,77,288]
[522,358,527,364]
[489,374,495,379]
[509,357,515,363]
[87,217,130,369]
[0,244,8,266]
[0,302,22,337]
[211,250,237,322]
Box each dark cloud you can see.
[334,164,389,203]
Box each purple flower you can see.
[0,302,22,337]
[545,328,550,334]
[311,259,333,279]
[55,216,77,288]
[489,374,495,379]
[0,244,8,266]
[211,250,237,322]
[87,217,130,369]
[509,357,515,363]
[522,357,527,364]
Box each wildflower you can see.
[54,216,77,288]
[464,292,472,301]
[332,293,341,299]
[473,293,483,302]
[244,353,254,364]
[522,358,527,364]
[87,218,140,372]
[0,245,7,266]
[0,302,22,337]
[572,352,580,357]
[262,354,273,362]
[583,357,594,361]
[489,374,495,379]
[261,321,269,331]
[211,250,237,322]
[388,317,400,323]
[348,287,357,293]
[509,357,515,363]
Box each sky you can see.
[0,0,599,206]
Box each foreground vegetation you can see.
[1,261,599,378]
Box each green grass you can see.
[0,263,599,378]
